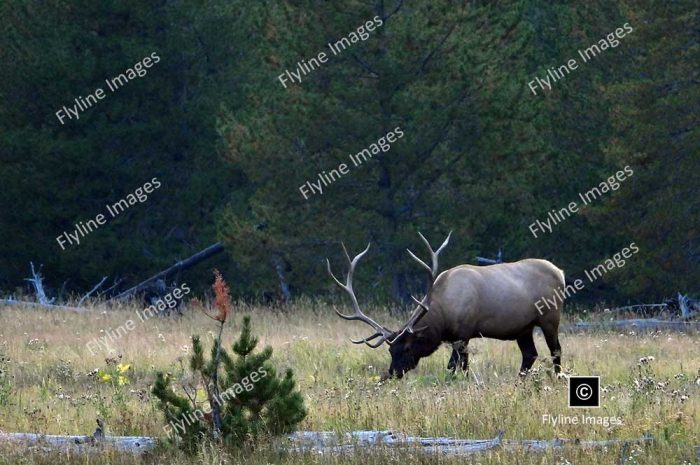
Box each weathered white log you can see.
[606,293,698,319]
[562,319,700,333]
[0,430,663,456]
[287,430,654,456]
[605,303,668,313]
[0,432,156,454]
[0,299,89,313]
[288,430,505,455]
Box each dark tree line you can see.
[1,0,698,305]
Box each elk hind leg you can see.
[516,330,538,376]
[542,327,562,375]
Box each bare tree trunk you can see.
[272,256,291,303]
[391,270,410,305]
[209,321,225,436]
[25,262,54,305]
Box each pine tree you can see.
[152,371,208,454]
[152,272,306,452]
[597,0,700,298]
[0,0,254,293]
[218,0,559,302]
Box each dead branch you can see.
[476,249,503,266]
[77,276,108,307]
[97,278,124,298]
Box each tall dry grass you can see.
[0,300,698,464]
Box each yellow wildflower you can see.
[117,363,131,374]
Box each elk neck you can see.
[410,312,444,359]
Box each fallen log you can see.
[562,319,700,333]
[605,303,668,314]
[111,242,225,301]
[605,293,699,319]
[0,432,156,454]
[0,299,88,313]
[0,430,657,456]
[288,430,654,456]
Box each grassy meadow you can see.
[0,301,698,464]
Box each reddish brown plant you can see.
[212,269,232,323]
[202,269,232,323]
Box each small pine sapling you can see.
[152,270,306,452]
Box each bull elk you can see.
[327,232,564,379]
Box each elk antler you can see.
[394,231,453,339]
[406,231,452,282]
[327,243,395,348]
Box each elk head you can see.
[327,232,451,379]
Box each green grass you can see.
[0,301,698,464]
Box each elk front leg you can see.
[447,341,469,373]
